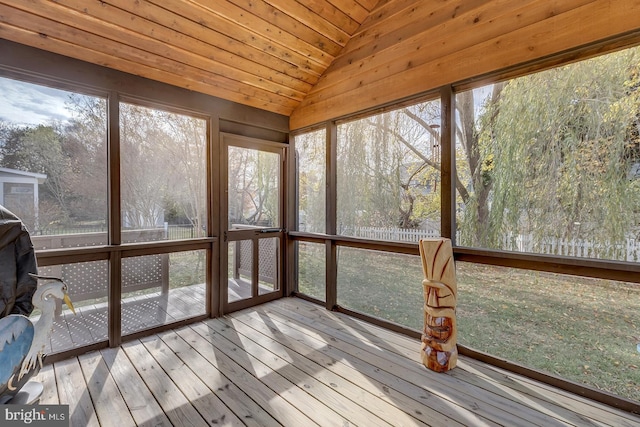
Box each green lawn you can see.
[298,247,640,402]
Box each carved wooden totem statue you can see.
[419,238,458,372]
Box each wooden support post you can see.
[160,253,170,295]
[419,238,457,372]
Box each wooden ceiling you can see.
[2,1,640,132]
[0,0,380,116]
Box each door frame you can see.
[220,133,288,313]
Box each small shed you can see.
[0,167,47,231]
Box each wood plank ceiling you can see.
[0,0,381,117]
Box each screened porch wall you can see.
[0,38,288,359]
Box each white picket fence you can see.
[502,233,640,262]
[352,226,441,242]
[351,226,640,262]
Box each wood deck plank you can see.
[263,301,581,427]
[275,302,612,427]
[229,307,496,427]
[32,297,640,427]
[175,325,319,426]
[47,284,207,354]
[173,284,206,313]
[139,333,245,426]
[196,318,395,427]
[157,329,281,427]
[286,300,640,426]
[99,347,172,427]
[32,364,58,404]
[276,298,634,427]
[279,298,416,354]
[121,294,178,335]
[459,357,640,427]
[214,314,444,426]
[77,304,109,342]
[54,357,99,427]
[50,315,75,353]
[166,289,205,319]
[277,301,616,427]
[120,340,207,427]
[142,292,181,318]
[78,351,136,427]
[62,309,98,347]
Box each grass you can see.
[168,250,206,289]
[298,247,640,402]
[456,263,640,401]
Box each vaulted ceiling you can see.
[1,1,640,132]
[0,0,379,117]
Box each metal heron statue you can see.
[0,274,75,404]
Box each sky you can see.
[0,76,75,126]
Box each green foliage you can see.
[228,145,280,227]
[335,248,423,328]
[296,130,326,233]
[168,251,206,288]
[113,103,208,230]
[0,123,75,227]
[459,46,640,253]
[1,124,63,175]
[0,92,109,230]
[297,242,326,300]
[337,101,441,232]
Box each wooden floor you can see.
[33,297,640,427]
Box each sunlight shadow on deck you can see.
[249,302,491,426]
[31,298,640,427]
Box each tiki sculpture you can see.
[419,238,458,372]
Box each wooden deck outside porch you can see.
[43,279,258,354]
[33,297,639,426]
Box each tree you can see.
[226,139,281,229]
[154,111,207,235]
[336,101,442,235]
[0,123,73,228]
[459,46,640,256]
[455,84,504,247]
[296,129,326,233]
[118,103,207,233]
[62,95,108,224]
